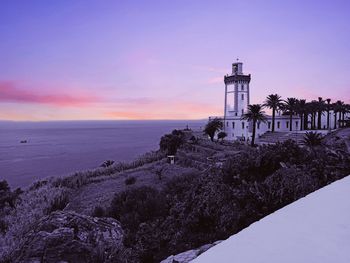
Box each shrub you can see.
[222,140,307,185]
[159,130,185,155]
[108,186,167,246]
[92,206,105,218]
[45,190,69,213]
[125,176,136,185]
[0,181,22,209]
[203,118,223,142]
[253,168,320,212]
[217,131,227,141]
[100,160,115,168]
[303,131,323,147]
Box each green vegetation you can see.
[125,176,137,185]
[263,94,283,132]
[281,97,298,131]
[241,104,267,146]
[217,131,227,141]
[0,181,22,234]
[303,131,323,147]
[159,129,185,155]
[204,118,223,141]
[1,128,349,263]
[104,133,350,262]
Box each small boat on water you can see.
[20,140,28,144]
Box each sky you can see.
[0,0,349,121]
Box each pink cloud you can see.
[207,76,223,84]
[0,81,100,107]
[105,99,221,120]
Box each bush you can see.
[125,176,137,185]
[0,180,22,209]
[108,186,167,247]
[159,130,185,155]
[46,190,69,213]
[222,140,307,184]
[92,206,105,218]
[100,160,115,168]
[217,131,227,141]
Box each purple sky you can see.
[0,0,349,120]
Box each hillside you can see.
[193,175,350,263]
[1,128,349,262]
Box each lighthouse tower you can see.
[224,61,251,121]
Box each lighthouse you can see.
[224,61,251,121]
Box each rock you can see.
[13,211,123,263]
[160,241,223,263]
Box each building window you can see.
[268,122,271,129]
[277,121,280,129]
[235,112,238,116]
[226,121,228,127]
[232,133,234,137]
[232,122,235,129]
[242,109,244,115]
[241,94,244,100]
[242,122,245,129]
[286,121,289,129]
[296,121,299,128]
[257,122,260,129]
[241,85,244,91]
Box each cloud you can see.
[105,98,221,120]
[0,81,100,107]
[207,76,223,84]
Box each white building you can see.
[209,61,340,142]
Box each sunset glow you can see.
[1,0,349,121]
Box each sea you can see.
[0,120,205,189]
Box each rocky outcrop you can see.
[12,211,123,263]
[161,241,222,263]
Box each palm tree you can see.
[339,101,348,128]
[343,104,350,127]
[303,131,323,155]
[241,104,267,146]
[308,100,319,130]
[326,98,331,129]
[303,101,312,130]
[333,100,343,129]
[263,94,282,132]
[204,118,223,142]
[317,97,325,129]
[296,99,307,131]
[282,98,298,131]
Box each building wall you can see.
[237,82,249,115]
[220,110,345,142]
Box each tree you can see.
[263,94,282,132]
[241,104,267,146]
[326,98,331,129]
[317,97,325,129]
[159,130,185,155]
[339,101,349,128]
[303,131,323,147]
[282,98,298,131]
[296,99,307,131]
[309,100,319,130]
[333,100,343,129]
[204,118,223,142]
[217,131,227,142]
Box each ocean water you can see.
[0,120,205,189]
